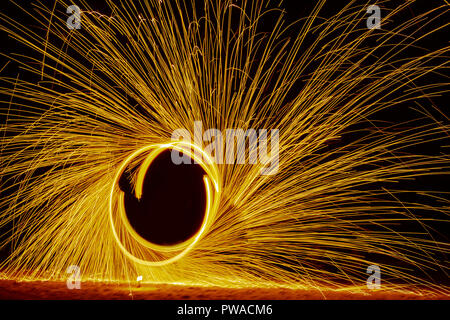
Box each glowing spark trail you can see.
[0,0,449,295]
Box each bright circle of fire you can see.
[109,141,221,266]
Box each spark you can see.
[0,0,449,295]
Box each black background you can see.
[0,0,448,287]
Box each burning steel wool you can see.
[0,0,449,296]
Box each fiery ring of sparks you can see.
[109,141,221,266]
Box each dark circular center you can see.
[118,149,207,246]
